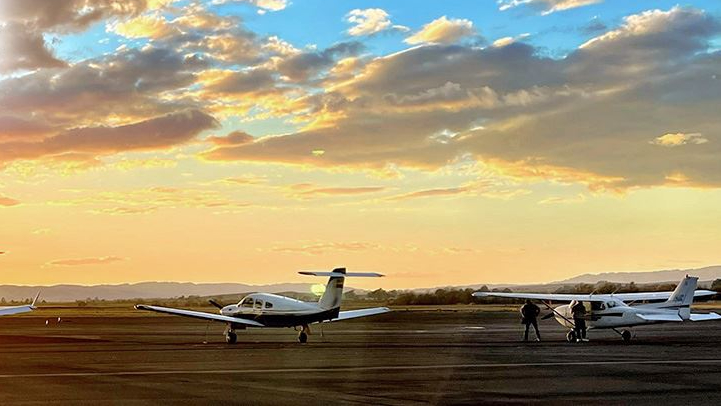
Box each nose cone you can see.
[220,305,236,316]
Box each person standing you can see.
[571,300,588,342]
[520,299,541,342]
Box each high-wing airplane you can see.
[0,292,40,317]
[135,268,390,343]
[473,276,719,342]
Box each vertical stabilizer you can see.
[667,275,698,320]
[319,267,346,310]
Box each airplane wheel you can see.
[225,331,237,344]
[298,331,308,344]
[621,330,632,343]
[566,330,576,343]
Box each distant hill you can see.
[554,266,721,285]
[0,282,321,303]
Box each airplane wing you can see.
[0,291,40,316]
[134,305,265,327]
[690,312,721,321]
[613,290,717,302]
[472,292,607,302]
[322,307,390,323]
[636,313,684,322]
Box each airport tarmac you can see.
[0,308,720,405]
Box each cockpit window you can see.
[591,302,606,311]
[265,302,273,309]
[607,301,616,308]
[241,298,254,308]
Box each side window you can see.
[241,298,254,308]
[265,302,273,309]
[254,300,263,309]
[607,301,616,308]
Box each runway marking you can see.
[0,359,720,379]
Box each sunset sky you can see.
[1,0,720,289]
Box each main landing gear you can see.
[225,325,238,344]
[566,330,577,343]
[298,324,310,343]
[614,329,632,343]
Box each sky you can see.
[1,0,720,289]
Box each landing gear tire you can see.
[621,330,632,343]
[566,330,577,343]
[225,331,237,344]
[298,331,308,344]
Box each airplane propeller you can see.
[208,299,224,309]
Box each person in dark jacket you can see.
[520,299,541,342]
[571,300,588,342]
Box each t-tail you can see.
[299,267,384,311]
[664,275,698,319]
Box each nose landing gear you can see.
[298,324,310,343]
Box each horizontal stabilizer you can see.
[135,304,265,327]
[321,307,390,323]
[0,305,35,316]
[636,313,683,322]
[690,312,721,321]
[299,271,384,278]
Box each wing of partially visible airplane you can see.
[321,307,390,323]
[637,312,721,322]
[689,313,721,321]
[472,292,608,302]
[0,291,40,316]
[134,305,265,327]
[473,290,717,303]
[613,290,717,301]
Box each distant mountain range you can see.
[554,266,721,284]
[0,265,718,302]
[0,282,319,303]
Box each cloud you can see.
[276,41,365,81]
[288,184,386,199]
[207,131,255,146]
[388,185,474,201]
[405,16,475,45]
[212,0,288,13]
[651,133,708,147]
[0,110,217,165]
[271,241,381,256]
[0,195,21,207]
[498,0,602,15]
[0,0,148,72]
[0,23,68,73]
[202,7,721,190]
[346,8,408,37]
[48,256,125,266]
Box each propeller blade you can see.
[208,299,224,309]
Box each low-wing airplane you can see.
[473,276,719,342]
[135,268,390,343]
[0,292,40,317]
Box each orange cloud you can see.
[48,256,125,266]
[0,195,21,207]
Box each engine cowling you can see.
[554,304,575,328]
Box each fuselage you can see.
[553,298,691,330]
[218,293,338,328]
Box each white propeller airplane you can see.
[135,268,390,343]
[473,276,719,342]
[0,292,40,317]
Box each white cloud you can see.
[346,8,391,36]
[405,16,475,45]
[651,133,708,147]
[498,0,602,15]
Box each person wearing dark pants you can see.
[571,300,588,342]
[520,299,541,342]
